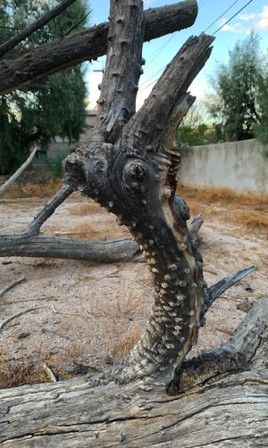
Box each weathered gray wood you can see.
[24,183,73,236]
[0,298,267,447]
[0,234,139,261]
[65,0,214,383]
[0,147,38,197]
[1,2,266,446]
[0,0,198,95]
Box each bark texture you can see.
[0,1,266,446]
[64,0,214,385]
[0,0,198,94]
[0,298,267,447]
[0,234,139,262]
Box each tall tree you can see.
[177,103,208,146]
[0,0,89,174]
[207,32,267,143]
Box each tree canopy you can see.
[206,32,268,143]
[0,0,89,175]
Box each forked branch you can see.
[65,0,215,386]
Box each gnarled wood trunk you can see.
[1,1,267,446]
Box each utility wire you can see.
[204,0,240,32]
[145,34,175,67]
[212,0,253,35]
[140,0,254,96]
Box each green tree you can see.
[177,103,209,147]
[206,32,268,143]
[0,0,89,175]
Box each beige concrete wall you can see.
[178,139,268,193]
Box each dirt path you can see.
[0,192,267,387]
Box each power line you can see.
[199,0,211,9]
[140,0,254,97]
[212,0,253,35]
[145,34,175,68]
[204,0,240,32]
[139,65,166,91]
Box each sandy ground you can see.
[0,190,268,385]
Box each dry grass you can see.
[67,202,102,216]
[180,185,268,212]
[0,340,91,388]
[111,325,141,359]
[236,211,268,235]
[2,180,62,199]
[67,222,129,241]
[0,345,50,388]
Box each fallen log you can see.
[0,298,267,447]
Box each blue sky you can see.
[86,0,268,109]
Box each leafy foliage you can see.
[0,0,89,174]
[177,104,209,147]
[206,32,268,143]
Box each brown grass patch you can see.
[179,185,268,211]
[2,180,62,199]
[0,345,50,389]
[111,325,141,359]
[68,202,102,216]
[235,211,268,235]
[188,201,205,217]
[68,222,129,241]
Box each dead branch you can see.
[64,0,215,386]
[0,147,38,197]
[0,233,139,261]
[0,276,26,298]
[0,306,42,333]
[0,0,198,95]
[0,0,78,58]
[24,183,73,236]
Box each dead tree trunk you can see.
[0,1,267,446]
[64,0,215,385]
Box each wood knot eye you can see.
[94,158,106,173]
[128,162,146,181]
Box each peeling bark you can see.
[0,0,198,95]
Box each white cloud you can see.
[219,6,268,34]
[221,21,245,33]
[240,6,268,30]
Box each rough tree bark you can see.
[0,1,267,446]
[0,0,197,94]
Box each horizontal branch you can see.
[0,0,198,94]
[0,298,267,446]
[0,234,139,262]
